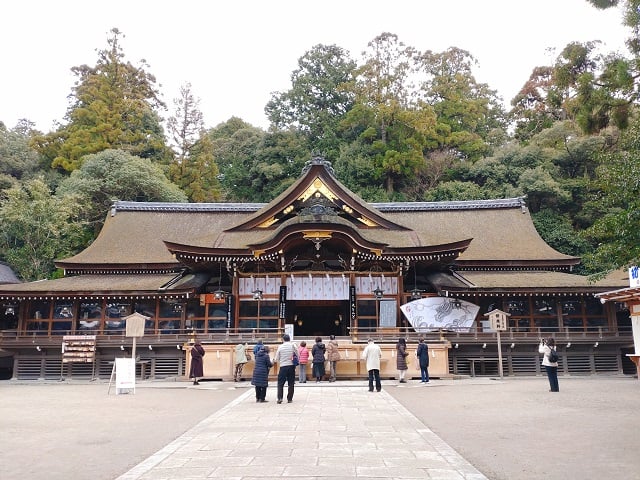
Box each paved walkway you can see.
[117,382,487,480]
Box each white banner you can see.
[400,297,480,333]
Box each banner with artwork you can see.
[400,297,480,333]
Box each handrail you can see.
[0,325,632,346]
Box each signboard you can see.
[61,335,96,363]
[379,300,397,328]
[115,357,136,394]
[630,266,640,288]
[226,295,234,329]
[125,313,147,337]
[487,310,509,331]
[400,297,480,333]
[349,286,357,323]
[279,286,287,319]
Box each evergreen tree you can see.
[32,28,171,172]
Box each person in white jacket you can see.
[538,337,559,392]
[361,338,382,392]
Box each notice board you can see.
[62,335,96,363]
[379,300,397,328]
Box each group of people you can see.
[191,334,560,395]
[189,335,433,393]
[251,334,342,403]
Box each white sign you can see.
[115,358,136,394]
[629,266,640,288]
[284,323,294,341]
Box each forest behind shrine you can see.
[1,1,640,283]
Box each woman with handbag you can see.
[539,337,559,392]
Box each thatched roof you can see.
[0,262,20,285]
[0,272,209,299]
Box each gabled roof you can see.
[54,159,578,274]
[228,158,408,232]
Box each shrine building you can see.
[0,157,633,381]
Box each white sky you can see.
[1,0,629,132]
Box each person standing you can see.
[396,338,409,383]
[251,345,273,402]
[416,337,430,383]
[311,336,326,383]
[273,334,297,404]
[189,341,205,385]
[361,338,382,392]
[233,342,250,382]
[539,337,559,392]
[298,340,310,383]
[326,334,341,382]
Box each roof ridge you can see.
[112,196,527,214]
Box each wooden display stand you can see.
[61,335,97,380]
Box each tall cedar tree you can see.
[32,28,171,172]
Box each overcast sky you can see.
[1,0,629,132]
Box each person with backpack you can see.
[539,337,559,392]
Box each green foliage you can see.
[0,121,45,180]
[266,44,356,160]
[206,118,267,202]
[169,133,222,202]
[32,28,171,172]
[423,180,492,201]
[532,209,591,261]
[57,149,186,233]
[582,115,640,273]
[167,82,205,162]
[415,47,507,159]
[0,178,86,280]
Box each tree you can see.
[266,44,356,160]
[165,83,222,202]
[0,178,85,280]
[32,28,171,172]
[56,149,187,234]
[342,33,432,196]
[415,47,507,159]
[170,132,222,202]
[0,120,45,180]
[511,39,633,140]
[167,82,205,163]
[582,116,640,274]
[205,118,266,202]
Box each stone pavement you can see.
[117,382,487,480]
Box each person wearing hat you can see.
[361,338,382,392]
[273,334,298,404]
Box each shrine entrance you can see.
[290,300,349,338]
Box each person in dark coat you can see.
[416,337,430,383]
[396,337,409,383]
[189,341,205,385]
[311,336,326,382]
[251,345,273,402]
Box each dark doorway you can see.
[289,301,349,338]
